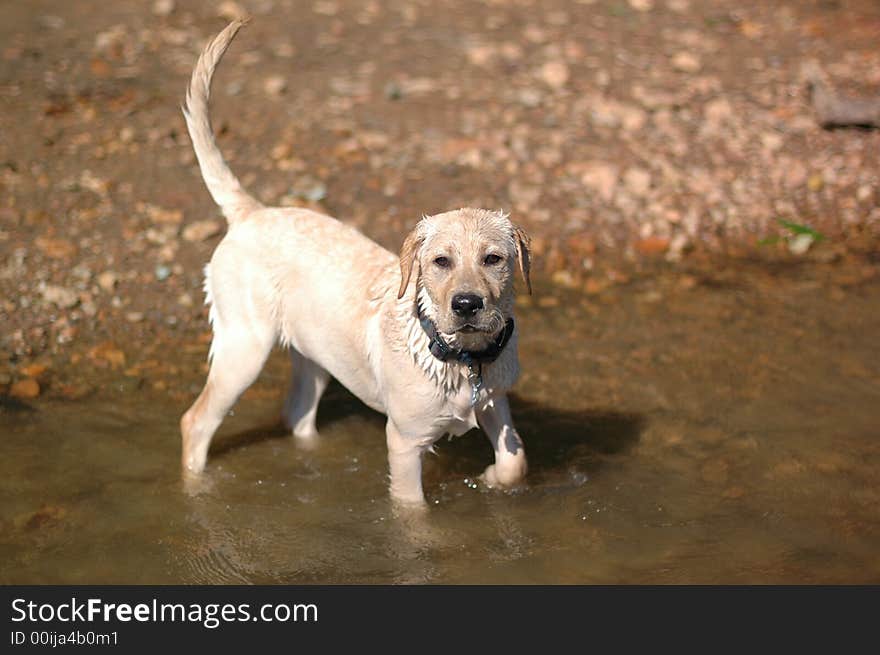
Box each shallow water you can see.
[2,263,879,583]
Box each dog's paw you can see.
[292,431,320,451]
[480,461,527,489]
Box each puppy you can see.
[180,20,532,506]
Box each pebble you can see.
[89,343,126,368]
[635,236,670,255]
[551,270,577,289]
[41,285,79,309]
[787,233,815,256]
[152,0,175,17]
[20,363,47,379]
[97,271,118,293]
[217,1,246,21]
[144,204,183,225]
[671,52,701,73]
[807,174,824,192]
[623,167,652,196]
[264,76,288,96]
[517,88,543,108]
[629,0,654,11]
[703,97,732,126]
[578,162,619,202]
[182,220,223,242]
[35,237,76,260]
[539,61,570,90]
[10,378,40,400]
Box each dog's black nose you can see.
[451,293,483,317]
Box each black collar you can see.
[417,305,515,366]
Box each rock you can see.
[155,265,172,281]
[144,204,183,225]
[623,167,652,196]
[584,278,609,295]
[35,237,76,260]
[466,43,496,67]
[182,220,223,242]
[517,88,543,108]
[787,233,815,255]
[629,0,654,11]
[41,285,79,309]
[578,161,618,202]
[10,378,40,399]
[264,75,288,96]
[97,271,118,293]
[761,132,783,152]
[590,97,647,131]
[152,0,175,16]
[20,363,48,379]
[539,61,570,90]
[89,343,126,368]
[671,52,701,73]
[704,97,733,126]
[552,270,577,288]
[80,171,110,196]
[635,236,670,255]
[217,1,247,21]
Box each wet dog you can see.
[180,20,532,506]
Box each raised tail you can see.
[183,19,261,223]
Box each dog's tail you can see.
[183,19,261,223]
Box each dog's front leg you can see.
[476,395,528,488]
[385,419,429,508]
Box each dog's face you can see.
[398,208,530,348]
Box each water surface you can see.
[2,262,879,583]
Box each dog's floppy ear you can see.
[398,227,424,299]
[512,224,532,295]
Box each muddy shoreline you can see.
[2,0,879,400]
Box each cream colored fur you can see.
[180,20,530,507]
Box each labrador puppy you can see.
[180,20,531,506]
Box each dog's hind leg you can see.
[181,323,275,473]
[281,349,330,445]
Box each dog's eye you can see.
[433,256,451,268]
[483,254,503,266]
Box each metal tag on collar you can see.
[465,359,483,406]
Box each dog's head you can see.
[398,208,531,350]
